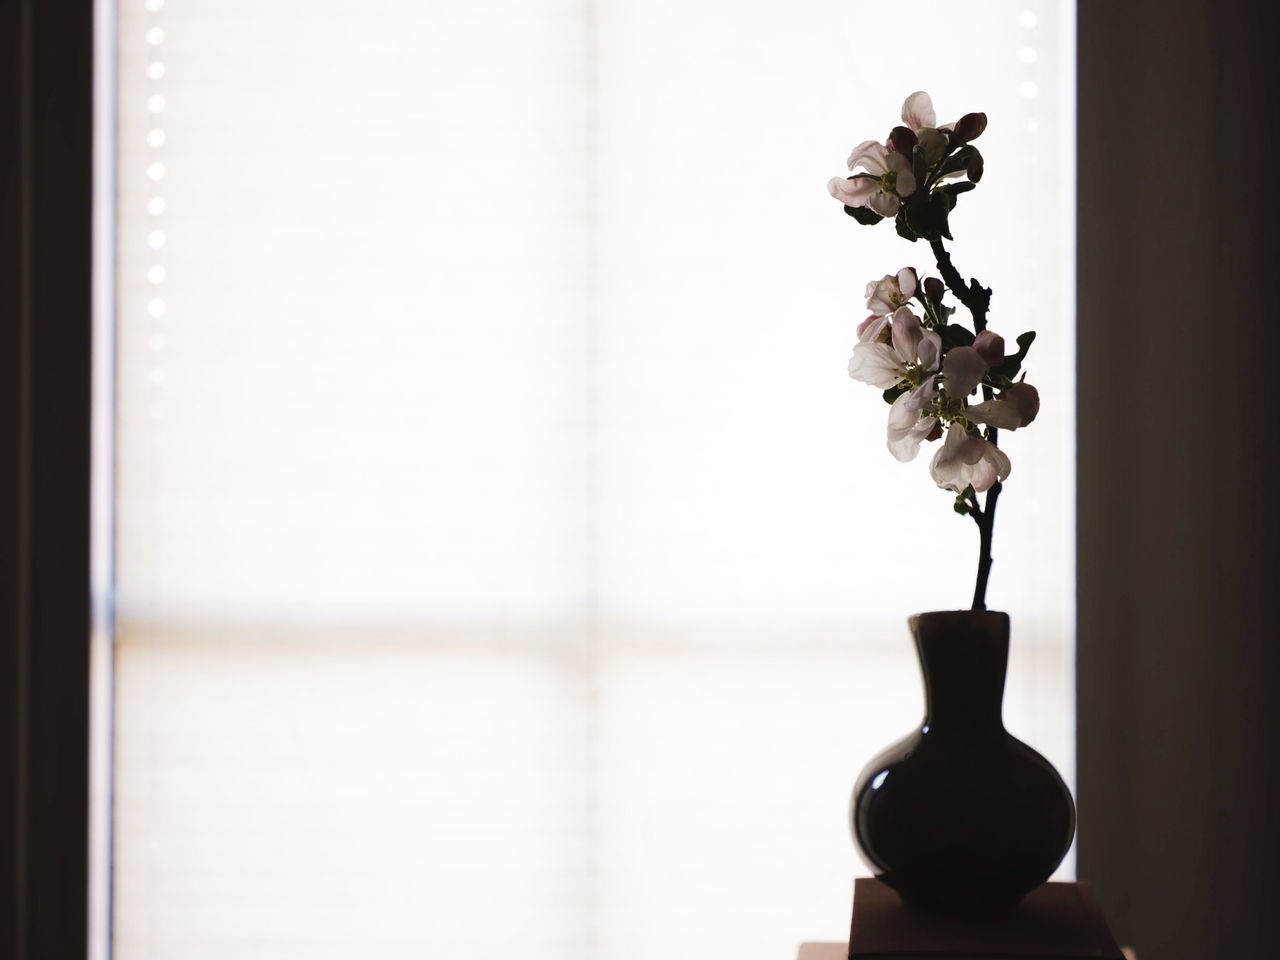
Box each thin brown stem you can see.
[929,238,991,333]
[930,238,1001,610]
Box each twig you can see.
[929,239,991,331]
[930,239,1000,610]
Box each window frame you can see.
[1,0,96,956]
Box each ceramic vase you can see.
[851,610,1076,913]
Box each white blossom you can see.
[929,423,1011,493]
[886,376,939,462]
[848,307,940,389]
[973,330,1005,366]
[865,268,918,317]
[942,345,989,398]
[828,140,917,218]
[967,382,1040,430]
[901,91,937,132]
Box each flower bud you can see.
[953,112,987,144]
[888,125,918,156]
[916,128,948,168]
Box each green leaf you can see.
[911,144,928,193]
[1012,330,1036,361]
[905,192,952,242]
[939,323,976,349]
[936,145,976,179]
[940,181,977,199]
[989,330,1036,380]
[966,147,984,183]
[882,382,910,404]
[845,204,883,225]
[894,209,918,242]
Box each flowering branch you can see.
[929,239,1000,610]
[828,92,1040,611]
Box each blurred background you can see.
[109,2,1074,957]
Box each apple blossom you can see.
[942,345,988,398]
[856,313,890,342]
[827,140,917,218]
[929,424,1011,494]
[866,268,918,317]
[900,91,936,132]
[973,330,1004,366]
[887,377,939,462]
[847,307,940,390]
[967,382,1040,430]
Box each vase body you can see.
[851,610,1075,914]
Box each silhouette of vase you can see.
[851,610,1075,913]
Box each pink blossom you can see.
[886,376,939,463]
[900,91,937,133]
[967,382,1040,430]
[828,140,917,218]
[865,268,918,317]
[848,307,940,390]
[929,424,1012,493]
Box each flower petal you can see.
[887,392,937,463]
[943,345,987,397]
[1004,382,1040,426]
[917,330,942,372]
[987,443,1012,483]
[896,267,917,301]
[929,425,1008,492]
[865,275,897,316]
[847,140,888,174]
[828,177,877,206]
[890,307,924,364]
[857,313,890,343]
[929,424,970,491]
[966,398,1023,430]
[968,383,1040,430]
[867,191,900,218]
[848,341,904,388]
[905,374,937,412]
[901,91,936,132]
[973,330,1005,367]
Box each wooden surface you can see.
[847,878,1124,959]
[797,941,1138,959]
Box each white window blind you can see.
[111,2,1075,958]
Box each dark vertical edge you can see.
[30,0,95,951]
[2,0,96,956]
[0,0,30,951]
[1078,1,1280,958]
[1074,0,1137,944]
[1207,3,1280,956]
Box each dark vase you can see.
[851,610,1075,914]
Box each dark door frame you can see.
[2,0,96,956]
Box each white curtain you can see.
[112,2,1075,957]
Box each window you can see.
[105,2,1075,957]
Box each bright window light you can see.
[109,2,1076,958]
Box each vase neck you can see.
[911,611,1009,734]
